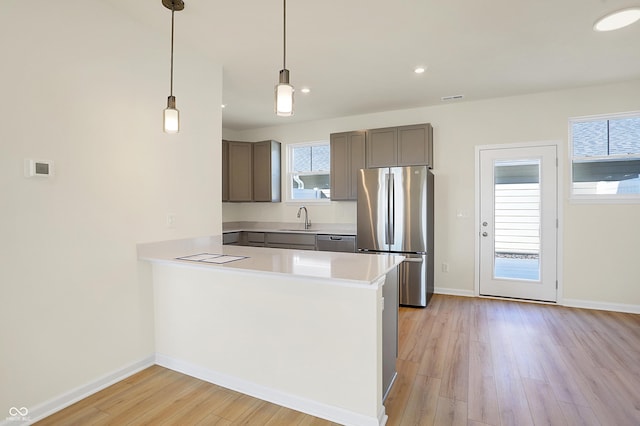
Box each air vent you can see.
[441,95,464,101]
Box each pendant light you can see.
[163,0,184,133]
[275,0,294,116]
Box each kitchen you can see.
[2,1,640,426]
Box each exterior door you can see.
[478,145,558,302]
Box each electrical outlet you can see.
[442,263,449,273]
[166,214,176,228]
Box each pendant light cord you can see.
[170,4,175,96]
[283,0,286,70]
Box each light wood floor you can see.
[36,295,640,425]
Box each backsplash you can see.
[222,201,356,225]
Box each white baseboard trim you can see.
[7,355,155,426]
[561,298,640,314]
[434,287,475,297]
[155,353,383,426]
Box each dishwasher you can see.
[316,234,356,253]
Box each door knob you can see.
[482,221,488,227]
[482,232,488,237]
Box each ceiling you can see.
[104,0,640,131]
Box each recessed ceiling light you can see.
[594,8,640,31]
[300,87,311,94]
[414,66,426,74]
[221,104,226,108]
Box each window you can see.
[569,112,640,202]
[287,141,331,201]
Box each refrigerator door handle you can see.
[384,173,390,245]
[388,172,395,245]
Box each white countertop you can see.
[137,236,402,285]
[222,221,356,236]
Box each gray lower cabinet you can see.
[222,231,241,245]
[222,231,357,253]
[265,232,316,250]
[316,234,356,252]
[366,123,433,168]
[382,266,398,401]
[245,232,265,247]
[330,131,366,201]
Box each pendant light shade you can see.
[164,96,180,133]
[162,0,184,133]
[275,0,294,116]
[276,69,294,116]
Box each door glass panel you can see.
[493,160,540,281]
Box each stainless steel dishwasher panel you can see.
[316,234,356,253]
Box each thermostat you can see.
[25,159,54,178]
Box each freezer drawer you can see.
[316,234,356,253]
[398,254,430,307]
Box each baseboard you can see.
[561,298,640,314]
[434,287,475,297]
[5,355,155,426]
[155,353,383,426]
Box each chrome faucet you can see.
[297,206,311,229]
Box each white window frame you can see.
[568,111,640,204]
[285,140,331,203]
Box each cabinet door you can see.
[252,141,272,201]
[252,140,281,202]
[349,132,366,199]
[331,131,366,201]
[228,141,253,201]
[397,123,433,167]
[366,127,397,168]
[330,133,350,200]
[222,140,229,201]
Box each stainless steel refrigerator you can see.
[357,166,434,307]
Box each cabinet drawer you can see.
[268,243,316,251]
[223,232,240,245]
[266,232,316,246]
[246,232,265,243]
[317,235,356,252]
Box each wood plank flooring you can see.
[35,295,640,425]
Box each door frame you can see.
[474,140,564,303]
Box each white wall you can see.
[0,0,222,417]
[223,79,640,309]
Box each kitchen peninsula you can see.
[137,236,403,426]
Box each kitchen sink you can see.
[278,228,318,232]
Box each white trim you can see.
[155,353,384,426]
[568,111,640,203]
[435,288,640,314]
[434,287,475,297]
[562,298,640,314]
[285,140,331,203]
[569,109,640,123]
[6,356,155,426]
[474,141,562,302]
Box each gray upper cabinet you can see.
[330,131,366,201]
[253,140,281,202]
[223,139,281,202]
[227,141,253,202]
[366,127,397,169]
[366,123,433,168]
[222,140,229,202]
